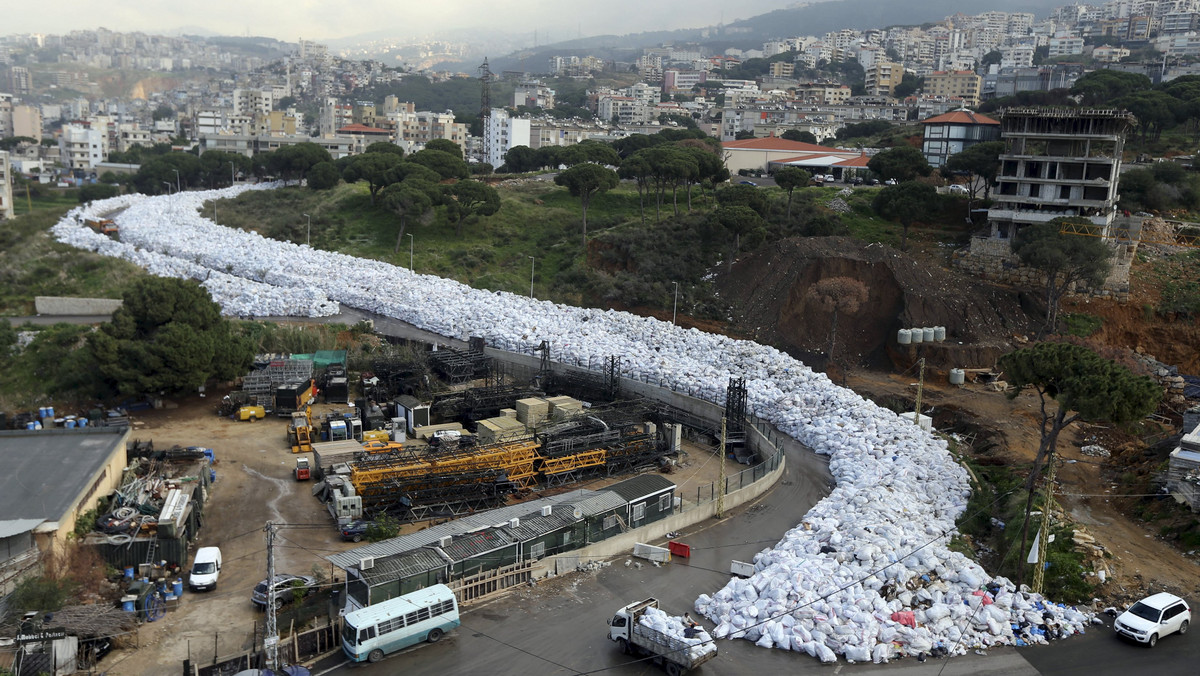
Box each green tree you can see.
[619,152,654,224]
[152,104,175,121]
[342,152,402,204]
[774,167,811,219]
[364,141,405,157]
[716,183,769,217]
[781,129,818,144]
[981,50,1002,68]
[1070,70,1152,106]
[307,161,340,190]
[424,139,463,159]
[1013,220,1114,333]
[198,150,252,188]
[381,180,435,253]
[442,179,500,236]
[998,342,1160,585]
[836,120,895,142]
[944,140,1004,204]
[267,143,333,182]
[1113,90,1178,143]
[867,146,932,182]
[88,278,254,395]
[872,181,939,251]
[560,140,621,167]
[503,146,540,173]
[554,163,620,244]
[408,148,470,180]
[79,183,120,202]
[0,319,16,369]
[893,73,924,99]
[711,205,765,271]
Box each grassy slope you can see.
[0,195,145,316]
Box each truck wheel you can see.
[368,648,384,663]
[617,638,629,655]
[427,628,443,643]
[665,662,683,676]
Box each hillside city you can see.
[1,0,1200,675]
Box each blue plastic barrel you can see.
[38,407,47,418]
[79,417,88,427]
[45,406,55,419]
[124,567,135,579]
[173,579,183,596]
[26,421,36,430]
[122,598,135,612]
[65,419,76,428]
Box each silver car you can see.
[251,574,316,610]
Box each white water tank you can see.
[910,327,924,343]
[934,326,947,342]
[897,329,912,345]
[949,368,965,385]
[922,327,935,342]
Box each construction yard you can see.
[98,386,731,676]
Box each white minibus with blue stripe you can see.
[341,584,460,663]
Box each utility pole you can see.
[407,233,414,270]
[671,282,678,325]
[717,416,727,519]
[527,256,535,298]
[912,357,925,427]
[264,522,279,671]
[303,213,311,247]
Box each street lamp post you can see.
[172,169,180,194]
[230,162,236,187]
[302,213,311,246]
[527,256,536,298]
[672,281,679,325]
[161,181,172,195]
[407,233,414,270]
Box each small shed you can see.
[607,474,677,529]
[506,507,583,561]
[346,547,450,608]
[567,491,629,543]
[440,528,519,578]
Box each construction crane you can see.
[1059,219,1200,248]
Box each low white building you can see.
[0,150,14,220]
[58,124,106,171]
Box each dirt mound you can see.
[719,237,1038,370]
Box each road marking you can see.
[312,659,349,676]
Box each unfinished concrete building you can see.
[958,107,1138,298]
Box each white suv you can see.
[1114,593,1190,646]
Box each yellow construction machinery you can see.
[288,406,313,453]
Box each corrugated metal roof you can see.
[567,491,625,517]
[441,528,516,561]
[0,519,44,539]
[328,490,597,569]
[505,509,578,541]
[360,548,448,585]
[607,474,676,503]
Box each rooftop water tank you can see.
[910,327,924,343]
[934,326,947,342]
[922,327,935,342]
[897,329,912,345]
[949,368,965,385]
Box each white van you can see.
[189,546,223,591]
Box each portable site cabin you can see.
[567,491,629,543]
[607,474,677,529]
[346,548,450,609]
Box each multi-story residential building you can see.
[390,105,469,152]
[598,95,642,125]
[1001,45,1036,69]
[925,71,983,107]
[11,104,42,139]
[484,109,530,168]
[514,82,556,109]
[662,70,707,94]
[199,133,353,159]
[769,61,795,79]
[9,66,31,95]
[1048,36,1085,57]
[793,84,853,105]
[0,150,14,220]
[58,124,105,171]
[0,93,12,138]
[1093,45,1132,62]
[987,107,1133,244]
[919,109,1000,168]
[865,61,902,97]
[528,121,606,150]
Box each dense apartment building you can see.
[58,124,106,170]
[919,109,1000,167]
[924,71,983,107]
[865,61,903,97]
[386,102,469,152]
[514,82,556,109]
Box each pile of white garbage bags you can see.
[638,607,717,663]
[51,188,1092,663]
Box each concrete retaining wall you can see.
[34,296,123,316]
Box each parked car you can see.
[852,177,864,186]
[340,519,373,542]
[188,546,222,592]
[1114,592,1190,646]
[867,178,880,186]
[884,178,898,186]
[948,184,969,195]
[808,177,825,186]
[738,180,757,186]
[252,574,316,610]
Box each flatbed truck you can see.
[607,598,717,676]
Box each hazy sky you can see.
[4,0,794,43]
